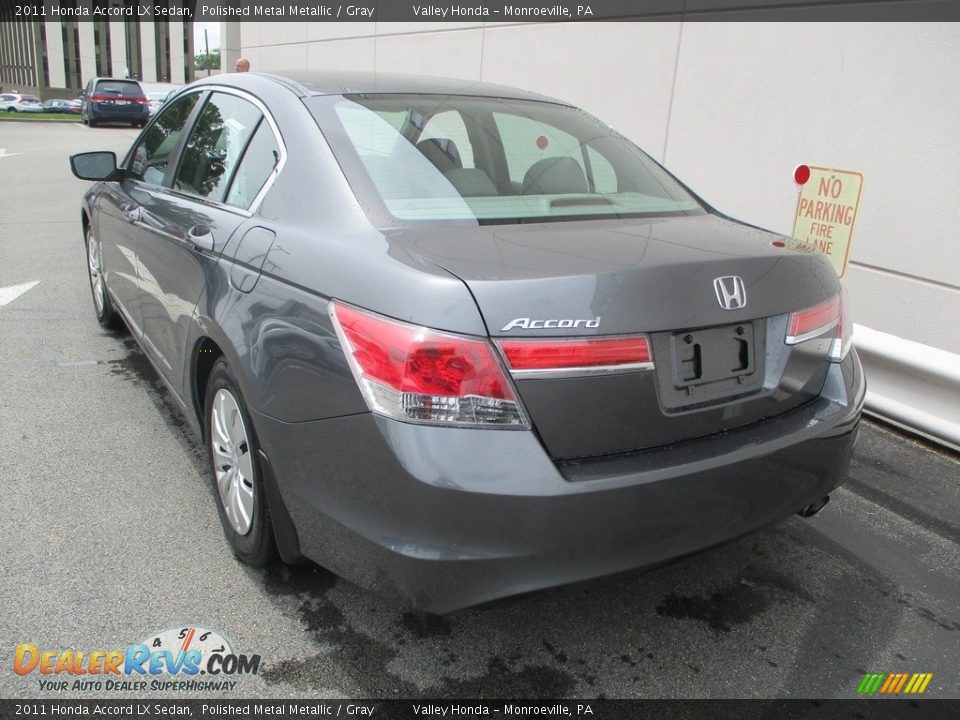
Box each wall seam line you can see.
[661,18,684,165]
[848,261,960,293]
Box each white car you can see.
[0,93,21,110]
[147,92,169,115]
[1,93,44,113]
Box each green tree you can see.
[194,51,221,72]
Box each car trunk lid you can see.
[386,213,840,459]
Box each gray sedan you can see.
[69,71,864,612]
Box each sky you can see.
[194,22,221,53]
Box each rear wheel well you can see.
[81,210,89,237]
[194,338,223,435]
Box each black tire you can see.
[84,226,123,330]
[88,118,97,127]
[205,359,278,568]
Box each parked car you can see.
[146,91,169,115]
[1,94,43,112]
[0,93,20,110]
[69,72,864,612]
[79,77,149,127]
[42,99,81,114]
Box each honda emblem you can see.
[713,276,747,310]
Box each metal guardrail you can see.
[854,324,960,452]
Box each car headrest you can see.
[521,156,588,195]
[416,137,463,173]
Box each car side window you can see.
[128,93,199,185]
[224,119,280,209]
[173,92,262,204]
[586,146,618,194]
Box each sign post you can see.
[791,165,864,278]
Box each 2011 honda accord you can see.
[70,71,864,612]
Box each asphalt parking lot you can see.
[1,121,958,700]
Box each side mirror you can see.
[70,151,119,181]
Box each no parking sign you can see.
[791,165,864,278]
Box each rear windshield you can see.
[308,94,703,225]
[95,80,143,98]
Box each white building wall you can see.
[108,21,126,78]
[140,23,157,83]
[241,20,960,447]
[44,20,66,88]
[76,21,96,86]
[168,20,186,83]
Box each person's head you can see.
[234,57,250,73]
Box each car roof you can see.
[190,70,571,105]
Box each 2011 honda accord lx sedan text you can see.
[70,71,865,612]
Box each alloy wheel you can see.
[86,232,106,315]
[210,388,256,535]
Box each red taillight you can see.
[90,94,111,103]
[786,295,840,344]
[499,336,653,377]
[329,302,527,427]
[785,292,851,362]
[133,97,148,105]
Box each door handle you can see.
[122,203,141,223]
[187,224,214,253]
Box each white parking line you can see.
[0,281,39,307]
[0,148,23,159]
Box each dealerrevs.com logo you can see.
[14,626,260,692]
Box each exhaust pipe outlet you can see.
[797,495,830,518]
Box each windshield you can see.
[309,94,703,225]
[96,81,143,98]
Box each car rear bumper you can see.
[88,106,149,122]
[254,350,865,613]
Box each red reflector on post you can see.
[786,295,841,345]
[499,336,653,377]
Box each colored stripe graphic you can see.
[857,673,884,694]
[880,674,897,693]
[857,673,933,695]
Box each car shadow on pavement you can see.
[246,517,907,699]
